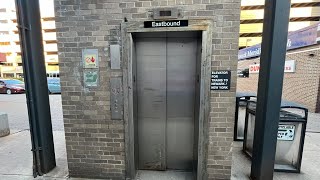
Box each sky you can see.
[0,0,54,17]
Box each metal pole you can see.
[15,0,56,177]
[316,78,320,113]
[250,0,291,180]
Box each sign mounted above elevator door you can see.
[144,20,188,28]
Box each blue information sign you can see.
[239,22,320,60]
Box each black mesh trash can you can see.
[234,92,256,141]
[243,100,308,173]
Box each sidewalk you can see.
[0,130,68,180]
[232,132,320,180]
[2,131,320,180]
[1,119,320,180]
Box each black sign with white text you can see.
[144,20,188,28]
[211,71,231,90]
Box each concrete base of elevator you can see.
[134,133,320,180]
[135,170,193,180]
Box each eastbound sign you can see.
[144,20,188,28]
[249,60,296,73]
[211,71,231,90]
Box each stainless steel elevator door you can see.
[136,36,167,170]
[166,35,197,170]
[135,32,198,171]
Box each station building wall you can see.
[54,0,241,179]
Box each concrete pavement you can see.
[0,130,68,180]
[0,94,66,179]
[2,130,320,180]
[232,132,320,180]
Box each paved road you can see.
[0,94,64,131]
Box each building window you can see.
[0,31,9,35]
[48,62,58,66]
[16,73,24,78]
[46,40,57,44]
[47,52,58,55]
[42,17,55,21]
[3,73,14,78]
[44,29,56,33]
[0,42,10,45]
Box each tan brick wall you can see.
[237,44,320,113]
[54,0,241,179]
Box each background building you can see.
[237,0,320,113]
[238,23,320,113]
[0,0,58,78]
[240,0,320,48]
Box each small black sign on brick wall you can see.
[211,71,231,90]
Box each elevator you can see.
[131,31,202,174]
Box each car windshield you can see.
[47,78,60,84]
[3,80,24,85]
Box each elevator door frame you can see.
[122,20,213,180]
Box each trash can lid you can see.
[281,100,306,109]
[246,100,307,112]
[236,92,256,98]
[279,110,305,120]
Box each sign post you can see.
[250,0,291,180]
[15,0,56,177]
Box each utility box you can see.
[243,100,308,172]
[234,92,256,141]
[0,112,10,137]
